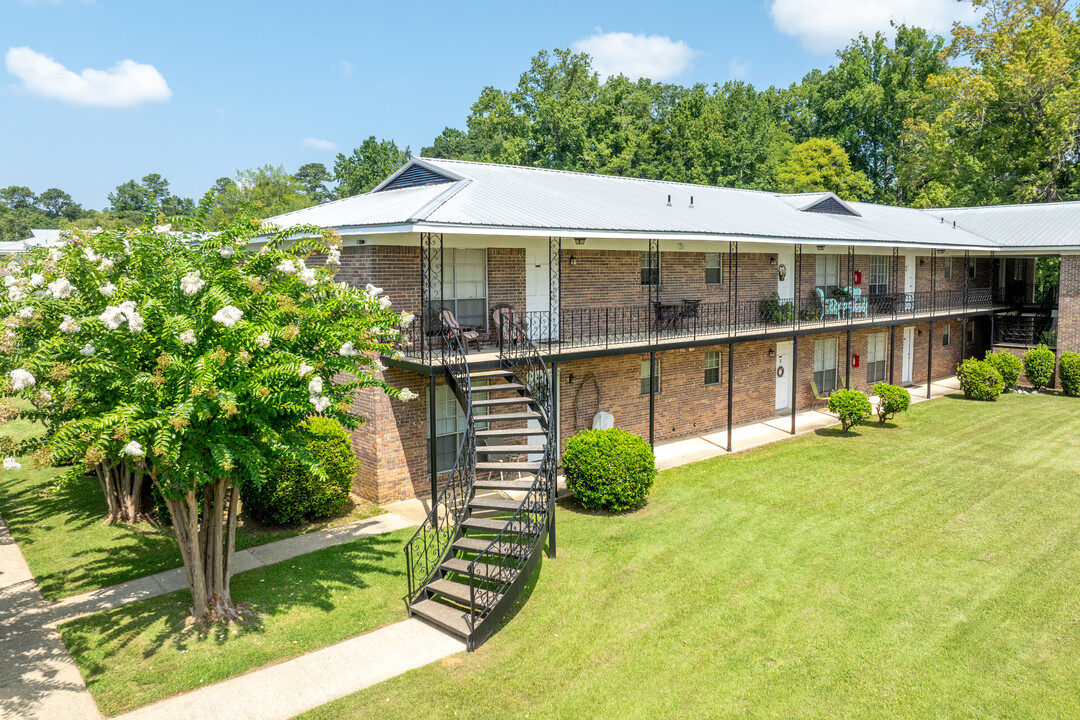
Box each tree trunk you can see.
[157,475,242,623]
[96,461,145,523]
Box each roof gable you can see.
[374,160,458,192]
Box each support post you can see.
[427,372,439,517]
[848,245,855,328]
[927,320,934,399]
[648,238,659,344]
[548,361,557,559]
[794,243,802,329]
[726,341,734,452]
[549,236,561,353]
[845,328,852,390]
[732,241,740,334]
[648,350,656,448]
[889,324,896,384]
[790,335,798,435]
[931,248,937,318]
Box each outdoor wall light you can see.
[770,257,777,267]
[567,373,575,384]
[575,238,586,245]
[816,245,825,251]
[569,255,578,267]
[768,348,776,357]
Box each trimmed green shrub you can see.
[956,358,1004,401]
[872,383,910,424]
[1059,351,1080,397]
[563,428,656,512]
[984,349,1022,391]
[827,389,873,433]
[1023,344,1056,391]
[242,417,357,526]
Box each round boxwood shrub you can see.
[1059,351,1080,397]
[956,358,1004,401]
[563,428,656,512]
[827,389,873,433]
[242,417,357,526]
[984,349,1022,391]
[1023,344,1056,391]
[872,383,910,424]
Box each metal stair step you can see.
[476,445,545,454]
[476,461,542,472]
[470,496,533,512]
[472,479,537,491]
[468,370,514,380]
[410,598,472,638]
[469,383,526,393]
[452,536,530,558]
[427,578,502,609]
[462,516,540,534]
[472,396,535,407]
[442,557,516,581]
[475,427,547,437]
[473,412,541,423]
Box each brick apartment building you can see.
[268,158,1080,505]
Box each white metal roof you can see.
[934,202,1080,250]
[265,158,1080,251]
[0,228,66,254]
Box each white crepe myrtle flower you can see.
[152,223,171,233]
[38,389,52,404]
[298,267,318,287]
[179,329,196,345]
[80,343,95,356]
[8,369,35,390]
[308,376,323,395]
[122,441,144,457]
[212,305,243,328]
[7,286,25,302]
[118,300,136,314]
[46,277,75,299]
[327,247,341,265]
[397,388,418,402]
[309,395,331,413]
[275,259,297,275]
[391,350,404,360]
[99,306,125,330]
[378,295,392,310]
[126,312,145,333]
[17,306,33,320]
[399,311,415,328]
[180,271,205,296]
[338,341,358,357]
[59,315,81,334]
[99,282,117,297]
[364,283,383,296]
[298,362,314,377]
[98,258,115,273]
[255,332,271,348]
[47,248,62,263]
[218,246,235,258]
[28,273,45,288]
[4,276,19,288]
[373,358,387,372]
[83,248,100,263]
[3,457,21,470]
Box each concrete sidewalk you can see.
[653,376,962,471]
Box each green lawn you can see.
[0,410,382,600]
[294,393,1080,720]
[59,528,412,716]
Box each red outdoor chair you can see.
[492,306,524,349]
[440,309,481,354]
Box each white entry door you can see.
[904,252,916,311]
[775,341,793,411]
[777,248,794,300]
[902,327,915,384]
[525,246,558,340]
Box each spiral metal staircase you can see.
[403,321,556,651]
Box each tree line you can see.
[3,0,1076,244]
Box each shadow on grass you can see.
[59,532,404,679]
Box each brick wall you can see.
[487,247,525,334]
[1059,255,1080,353]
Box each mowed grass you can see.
[59,528,412,716]
[0,409,382,600]
[298,393,1080,720]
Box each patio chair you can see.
[440,309,481,354]
[680,299,702,328]
[850,288,869,318]
[810,379,830,404]
[491,305,524,349]
[816,288,841,320]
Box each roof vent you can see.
[666,194,672,207]
[689,196,695,209]
[377,163,456,192]
[802,195,858,216]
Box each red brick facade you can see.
[1059,255,1080,353]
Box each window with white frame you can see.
[704,351,721,385]
[432,248,488,331]
[814,338,838,394]
[1013,260,1025,281]
[640,358,660,395]
[944,257,953,279]
[429,382,489,473]
[641,251,660,286]
[869,256,889,296]
[968,258,977,279]
[867,332,887,384]
[705,252,723,284]
[816,254,841,295]
[942,323,951,347]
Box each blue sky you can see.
[0,0,978,208]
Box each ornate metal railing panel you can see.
[403,330,474,606]
[995,315,1056,347]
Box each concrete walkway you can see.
[112,618,463,720]
[653,376,962,471]
[0,515,101,720]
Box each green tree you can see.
[0,212,412,621]
[295,163,335,204]
[334,137,411,197]
[0,186,37,211]
[900,0,1080,206]
[776,138,874,199]
[421,127,485,160]
[109,174,194,218]
[37,188,83,220]
[209,166,315,226]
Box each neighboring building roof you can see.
[0,228,66,255]
[934,202,1080,251]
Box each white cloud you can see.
[302,137,338,152]
[5,46,171,107]
[572,31,698,81]
[729,56,750,80]
[769,0,982,54]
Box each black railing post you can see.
[931,248,937,319]
[427,371,438,525]
[845,328,852,390]
[795,243,803,330]
[927,320,934,399]
[549,236,561,354]
[889,324,896,384]
[790,335,798,435]
[648,350,656,448]
[726,341,734,452]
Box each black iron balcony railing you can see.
[995,315,1056,348]
[397,286,1004,360]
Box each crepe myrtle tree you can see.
[0,208,415,622]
